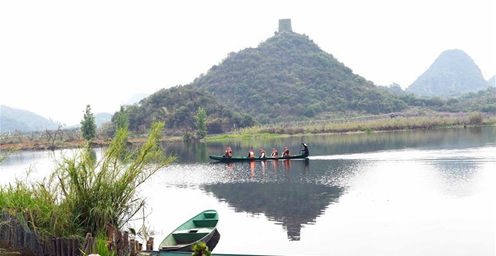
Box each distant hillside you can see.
[379,83,405,95]
[95,112,112,128]
[439,87,496,112]
[125,92,150,105]
[0,105,60,132]
[488,75,495,87]
[125,86,255,134]
[406,49,489,97]
[190,31,407,123]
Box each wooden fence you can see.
[0,211,153,256]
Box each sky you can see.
[1,0,495,127]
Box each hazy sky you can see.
[1,0,495,126]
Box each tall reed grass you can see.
[0,122,175,241]
[208,112,494,139]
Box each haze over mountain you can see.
[406,49,489,97]
[1,105,60,132]
[3,20,495,134]
[488,75,495,87]
[1,105,113,133]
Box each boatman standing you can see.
[301,143,309,155]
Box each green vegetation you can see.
[0,122,175,245]
[125,86,255,135]
[205,112,495,140]
[81,104,97,141]
[2,31,495,145]
[119,32,494,137]
[192,242,211,256]
[191,32,407,123]
[195,107,208,140]
[115,105,129,131]
[92,233,116,256]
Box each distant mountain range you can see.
[1,105,61,132]
[2,21,495,133]
[0,92,149,133]
[406,49,490,97]
[0,105,113,133]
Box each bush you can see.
[469,112,483,124]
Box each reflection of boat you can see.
[158,210,220,252]
[209,154,309,162]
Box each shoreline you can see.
[2,123,493,152]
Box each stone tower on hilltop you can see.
[278,19,292,33]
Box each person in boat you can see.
[223,146,233,158]
[301,143,309,155]
[282,147,290,157]
[247,148,255,158]
[271,148,278,158]
[259,148,267,159]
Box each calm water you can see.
[1,127,495,256]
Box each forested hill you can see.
[122,30,493,135]
[190,31,407,123]
[125,86,255,134]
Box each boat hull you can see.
[209,154,309,162]
[158,210,219,252]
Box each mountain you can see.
[488,75,495,87]
[0,105,60,132]
[125,27,409,133]
[125,92,150,105]
[95,112,112,128]
[123,21,493,135]
[189,31,406,123]
[406,49,489,97]
[379,83,405,95]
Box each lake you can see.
[1,126,495,256]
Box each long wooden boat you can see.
[209,153,309,162]
[158,210,220,252]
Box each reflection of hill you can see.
[432,159,480,198]
[202,182,344,241]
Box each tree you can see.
[45,125,63,150]
[195,107,207,139]
[80,104,97,141]
[115,105,129,130]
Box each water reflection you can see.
[163,126,496,164]
[1,127,494,255]
[202,159,345,241]
[432,160,478,198]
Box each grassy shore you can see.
[1,112,495,150]
[206,112,496,140]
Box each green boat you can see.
[158,210,220,252]
[209,153,309,162]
